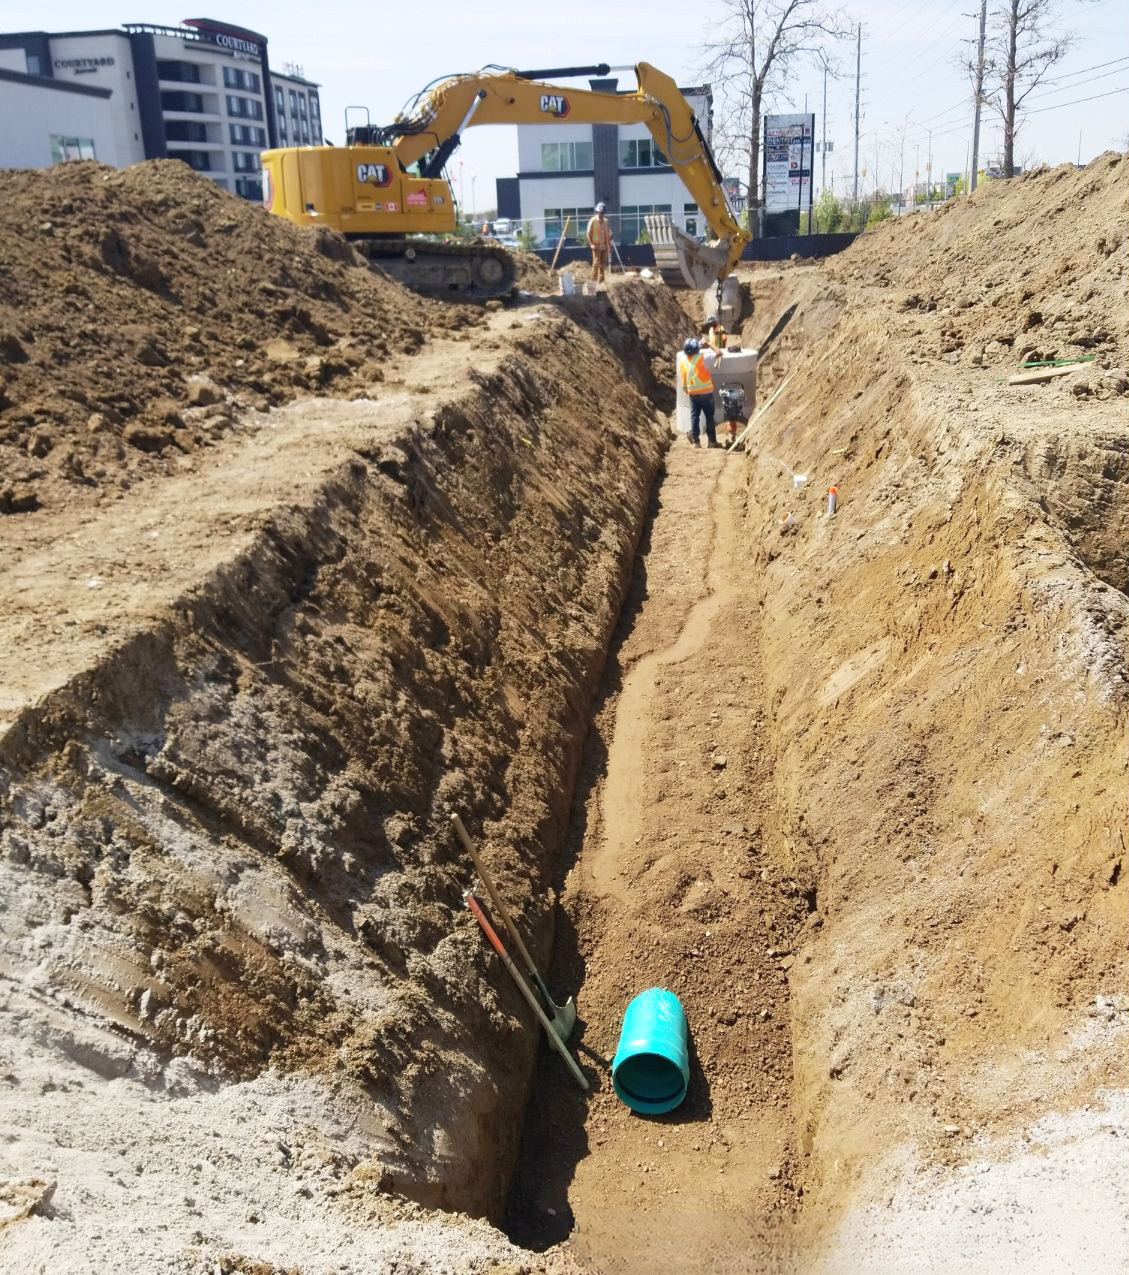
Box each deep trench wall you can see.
[0,283,687,1221]
[743,305,1128,1219]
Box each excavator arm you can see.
[386,63,750,286]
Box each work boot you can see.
[688,434,701,447]
[707,438,721,448]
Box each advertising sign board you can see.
[764,113,814,214]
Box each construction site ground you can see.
[1,155,1127,1274]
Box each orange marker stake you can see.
[827,486,839,516]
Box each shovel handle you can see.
[451,814,540,978]
[465,892,590,1092]
[465,890,507,959]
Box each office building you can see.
[494,77,715,245]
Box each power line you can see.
[1038,54,1129,85]
[1027,85,1129,113]
[1026,65,1129,100]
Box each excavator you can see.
[260,62,750,300]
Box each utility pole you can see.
[970,0,987,194]
[821,63,828,200]
[926,129,933,206]
[853,24,861,204]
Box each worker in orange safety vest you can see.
[677,338,720,447]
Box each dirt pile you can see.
[0,160,485,514]
[0,271,689,1270]
[828,152,1129,374]
[739,155,1128,1262]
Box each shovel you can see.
[465,892,589,1093]
[451,813,577,1042]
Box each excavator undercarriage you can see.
[353,237,518,300]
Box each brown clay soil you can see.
[2,153,1128,1273]
[508,154,1128,1274]
[0,160,485,516]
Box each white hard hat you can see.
[596,201,606,212]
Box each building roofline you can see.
[183,17,269,44]
[272,71,321,88]
[0,64,112,96]
[0,29,128,39]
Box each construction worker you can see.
[677,338,719,448]
[586,203,613,283]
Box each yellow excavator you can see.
[261,62,749,299]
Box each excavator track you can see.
[351,238,518,301]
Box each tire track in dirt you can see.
[588,448,731,899]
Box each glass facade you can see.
[222,65,260,93]
[50,135,96,164]
[619,203,672,244]
[542,207,593,243]
[540,141,593,171]
[226,94,263,120]
[619,138,669,168]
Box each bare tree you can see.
[977,0,1072,176]
[700,0,852,231]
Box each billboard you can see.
[764,113,815,214]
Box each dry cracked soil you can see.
[1,155,1127,1275]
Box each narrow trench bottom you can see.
[504,440,808,1272]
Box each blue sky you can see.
[5,0,1126,208]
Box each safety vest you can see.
[587,215,611,250]
[683,350,714,396]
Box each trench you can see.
[503,413,808,1271]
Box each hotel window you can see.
[540,140,592,171]
[157,60,200,83]
[619,138,668,168]
[230,123,266,146]
[223,65,260,93]
[174,151,213,172]
[167,120,208,142]
[232,151,261,172]
[226,95,263,120]
[161,90,204,113]
[684,202,700,235]
[49,135,96,164]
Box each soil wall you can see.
[0,276,689,1265]
[741,156,1128,1249]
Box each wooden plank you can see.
[1008,364,1083,385]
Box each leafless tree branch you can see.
[697,0,854,229]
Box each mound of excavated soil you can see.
[0,271,690,1271]
[829,152,1129,374]
[0,161,486,514]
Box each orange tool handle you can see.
[465,891,507,958]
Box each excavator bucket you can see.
[645,214,732,290]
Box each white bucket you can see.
[559,271,575,296]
